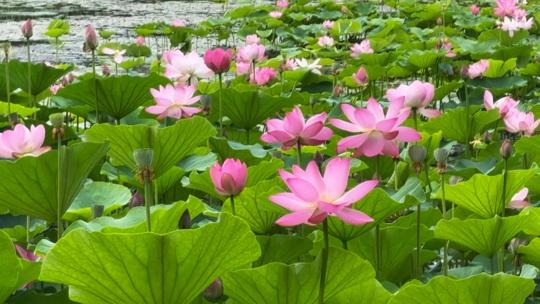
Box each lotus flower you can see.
[386,80,440,118]
[146,84,201,119]
[250,67,277,85]
[162,49,183,64]
[172,19,186,27]
[351,40,373,58]
[470,4,480,15]
[483,90,519,118]
[318,35,334,48]
[84,24,98,51]
[15,244,39,261]
[467,59,489,79]
[497,16,533,37]
[503,109,540,136]
[50,84,63,95]
[204,48,233,74]
[436,38,456,58]
[282,59,298,71]
[330,98,421,157]
[135,36,145,46]
[0,124,50,159]
[245,34,260,45]
[102,48,126,64]
[269,11,283,18]
[294,58,322,75]
[21,19,33,39]
[509,188,529,209]
[210,159,247,196]
[237,44,266,63]
[270,157,378,226]
[276,0,289,8]
[352,66,368,86]
[323,20,334,29]
[165,51,213,83]
[261,106,333,149]
[494,0,517,17]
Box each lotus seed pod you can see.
[500,139,512,160]
[408,145,427,163]
[434,148,449,163]
[49,113,64,128]
[133,148,154,169]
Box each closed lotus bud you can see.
[500,139,512,160]
[84,24,99,51]
[333,85,344,97]
[203,279,225,302]
[178,209,191,229]
[436,17,443,25]
[133,148,154,169]
[102,64,111,76]
[129,190,144,208]
[2,42,11,61]
[92,204,104,219]
[49,113,64,128]
[21,19,33,39]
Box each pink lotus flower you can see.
[15,244,39,262]
[146,84,202,119]
[84,24,98,51]
[0,124,50,159]
[172,19,186,27]
[494,0,517,17]
[276,0,289,8]
[513,8,528,19]
[330,98,421,157]
[323,20,334,29]
[497,16,533,37]
[236,61,251,75]
[503,109,540,136]
[161,49,183,64]
[245,34,260,45]
[204,48,233,74]
[102,48,126,64]
[352,66,368,86]
[210,158,247,196]
[237,44,266,63]
[261,106,333,149]
[317,35,334,48]
[436,38,456,58]
[250,67,277,85]
[50,84,63,95]
[467,59,489,79]
[135,36,145,46]
[21,19,33,39]
[483,90,519,118]
[470,4,480,15]
[269,11,283,18]
[282,58,298,71]
[270,157,378,226]
[386,80,440,118]
[165,51,213,83]
[509,188,529,209]
[350,40,373,58]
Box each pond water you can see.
[0,0,226,65]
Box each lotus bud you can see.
[500,139,512,160]
[203,279,225,302]
[84,24,99,51]
[2,42,10,61]
[408,145,427,173]
[129,190,144,208]
[333,85,344,97]
[436,17,443,25]
[434,148,449,172]
[449,175,462,185]
[102,64,111,76]
[21,19,33,39]
[92,204,104,219]
[178,209,191,229]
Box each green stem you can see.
[394,159,399,191]
[26,216,30,248]
[55,37,59,63]
[91,50,99,123]
[342,239,348,250]
[374,155,380,180]
[441,173,448,276]
[218,73,224,136]
[416,203,421,278]
[502,159,508,217]
[26,39,32,112]
[464,84,471,152]
[296,142,302,166]
[5,56,10,115]
[144,175,153,232]
[230,195,236,216]
[56,136,63,240]
[412,108,418,130]
[319,219,329,304]
[375,223,382,278]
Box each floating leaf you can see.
[40,214,260,304]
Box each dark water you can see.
[0,0,226,66]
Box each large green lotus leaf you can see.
[85,116,215,177]
[57,74,169,119]
[0,142,108,222]
[255,234,312,266]
[406,49,441,69]
[40,214,260,304]
[209,88,296,130]
[209,137,270,166]
[327,280,391,304]
[433,170,535,218]
[434,215,527,256]
[64,182,132,221]
[518,238,540,268]
[0,230,22,303]
[423,106,499,144]
[223,247,374,304]
[65,196,204,234]
[223,179,284,234]
[468,76,528,94]
[0,101,38,117]
[0,60,72,97]
[483,58,517,78]
[388,273,534,304]
[328,188,416,241]
[515,135,540,165]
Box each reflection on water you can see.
[0,0,225,65]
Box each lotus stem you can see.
[55,37,59,63]
[91,49,99,123]
[464,84,471,153]
[375,223,382,278]
[497,158,509,273]
[441,172,449,276]
[218,73,224,136]
[416,202,421,278]
[4,55,11,115]
[26,216,31,248]
[394,158,399,191]
[319,218,329,304]
[143,176,153,232]
[412,108,418,131]
[26,38,32,115]
[296,142,302,166]
[56,136,63,240]
[230,195,236,216]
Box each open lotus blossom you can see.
[386,80,440,118]
[323,20,334,29]
[330,98,421,157]
[351,40,373,58]
[470,4,480,15]
[102,48,126,64]
[261,106,333,149]
[269,11,283,18]
[245,34,260,45]
[494,0,517,17]
[497,16,533,37]
[294,58,322,75]
[204,48,233,74]
[165,51,213,83]
[513,8,528,19]
[161,49,183,64]
[270,157,378,226]
[146,84,201,119]
[282,58,298,71]
[135,36,145,46]
[483,90,519,118]
[0,124,50,159]
[467,59,489,79]
[503,109,540,136]
[237,43,266,63]
[276,0,288,8]
[50,84,63,95]
[436,38,456,58]
[318,35,334,48]
[509,188,529,209]
[352,66,368,86]
[171,19,186,27]
[210,158,247,196]
[250,67,277,85]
